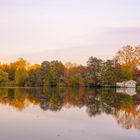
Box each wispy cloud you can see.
[107,27,140,34]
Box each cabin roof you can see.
[117,80,137,83]
[126,80,137,83]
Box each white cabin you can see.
[116,80,137,88]
[116,82,125,87]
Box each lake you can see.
[0,87,140,140]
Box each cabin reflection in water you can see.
[0,87,140,131]
[116,88,137,96]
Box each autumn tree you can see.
[135,45,140,64]
[115,45,140,67]
[115,45,140,80]
[27,64,41,86]
[0,70,8,86]
[15,58,29,86]
[64,63,79,86]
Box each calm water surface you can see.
[0,87,140,140]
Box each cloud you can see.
[107,27,140,35]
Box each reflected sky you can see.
[0,87,140,140]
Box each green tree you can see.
[99,60,116,86]
[87,57,102,86]
[40,60,64,86]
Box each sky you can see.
[0,0,140,64]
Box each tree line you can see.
[0,45,140,87]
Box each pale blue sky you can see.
[0,0,140,64]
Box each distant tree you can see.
[0,45,140,87]
[15,70,29,86]
[135,45,140,65]
[27,64,41,86]
[99,60,116,86]
[134,68,140,84]
[49,61,64,86]
[120,65,134,80]
[64,63,88,87]
[115,45,140,68]
[114,45,140,80]
[87,57,102,86]
[78,65,88,87]
[40,60,64,86]
[14,58,29,86]
[0,70,8,86]
[113,60,126,82]
[40,61,50,85]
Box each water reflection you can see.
[0,87,140,131]
[116,88,137,96]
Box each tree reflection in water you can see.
[0,87,140,130]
